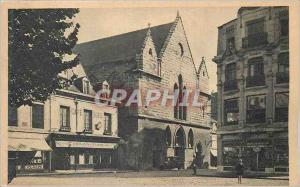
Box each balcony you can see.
[242,32,268,48]
[247,109,266,123]
[276,72,289,84]
[246,75,265,88]
[224,79,238,91]
[84,128,93,134]
[60,126,71,132]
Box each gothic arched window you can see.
[188,129,194,148]
[178,43,184,56]
[174,83,179,119]
[165,126,172,146]
[174,74,187,120]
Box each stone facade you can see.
[8,64,120,173]
[75,14,211,170]
[213,7,289,173]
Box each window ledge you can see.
[223,89,240,94]
[245,85,267,91]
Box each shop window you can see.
[224,99,239,125]
[223,146,239,166]
[275,92,289,122]
[79,154,84,165]
[165,126,171,146]
[89,155,94,164]
[32,104,44,129]
[60,106,70,131]
[188,129,194,148]
[104,113,112,135]
[70,155,75,165]
[8,105,17,126]
[84,110,92,132]
[247,95,266,123]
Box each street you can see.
[10,170,288,186]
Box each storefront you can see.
[8,135,52,174]
[221,136,289,172]
[49,133,119,170]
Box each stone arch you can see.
[188,129,194,148]
[174,126,186,169]
[174,126,186,148]
[165,126,172,147]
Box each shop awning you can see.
[8,137,52,151]
[210,149,217,157]
[55,141,118,149]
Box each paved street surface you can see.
[10,170,288,186]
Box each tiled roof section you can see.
[73,22,174,67]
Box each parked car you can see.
[160,156,182,170]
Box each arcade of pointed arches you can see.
[164,126,195,149]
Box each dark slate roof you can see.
[73,22,174,67]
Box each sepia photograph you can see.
[0,1,299,186]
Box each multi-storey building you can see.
[213,7,289,173]
[8,64,120,173]
[74,13,212,169]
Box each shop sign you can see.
[24,164,43,170]
[253,147,261,152]
[56,141,117,149]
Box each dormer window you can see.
[83,80,90,94]
[101,80,110,99]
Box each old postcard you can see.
[0,0,299,186]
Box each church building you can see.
[74,13,212,170]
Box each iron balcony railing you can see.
[60,126,71,132]
[246,75,265,88]
[246,109,266,123]
[224,79,238,91]
[242,32,268,48]
[276,72,289,84]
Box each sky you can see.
[74,7,240,92]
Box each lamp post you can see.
[74,97,78,172]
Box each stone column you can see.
[265,51,274,125]
[238,55,246,127]
[217,134,223,171]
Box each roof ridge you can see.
[77,21,174,46]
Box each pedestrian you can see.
[192,155,197,175]
[235,159,244,184]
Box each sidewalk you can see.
[17,168,289,180]
[195,169,289,180]
[17,169,118,176]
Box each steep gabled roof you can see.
[73,22,174,68]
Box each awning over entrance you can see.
[55,141,118,149]
[211,149,217,157]
[8,137,52,151]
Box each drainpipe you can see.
[49,96,52,172]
